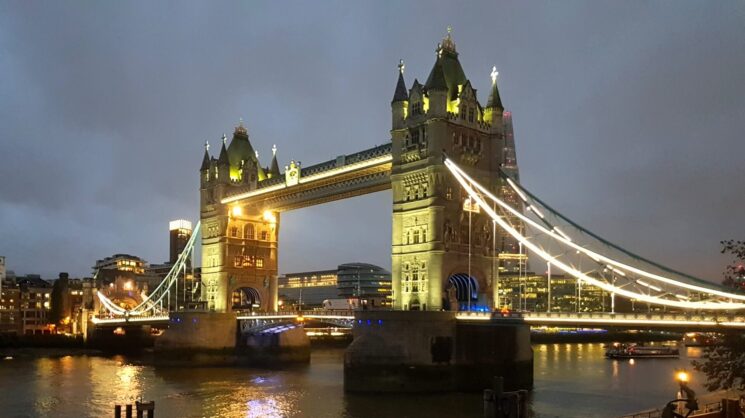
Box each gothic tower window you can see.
[411,128,420,145]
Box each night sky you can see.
[1,1,743,282]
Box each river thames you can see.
[0,343,710,418]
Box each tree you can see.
[692,332,745,392]
[720,240,745,291]
[691,240,745,391]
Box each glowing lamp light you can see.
[123,281,133,291]
[676,370,689,383]
[232,206,243,217]
[262,210,277,224]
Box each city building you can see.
[0,282,20,335]
[15,275,53,334]
[278,263,392,310]
[169,219,193,264]
[94,253,147,275]
[337,263,392,309]
[279,269,338,309]
[497,273,633,313]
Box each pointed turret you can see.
[486,66,503,110]
[216,135,230,184]
[425,28,467,100]
[392,60,409,103]
[269,144,280,178]
[425,55,448,92]
[484,66,505,131]
[217,135,229,166]
[391,60,410,130]
[200,141,211,172]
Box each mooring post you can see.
[484,376,505,418]
[483,389,496,418]
[125,404,132,418]
[114,405,122,418]
[493,376,504,397]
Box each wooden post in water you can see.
[114,405,122,418]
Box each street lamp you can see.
[661,370,698,418]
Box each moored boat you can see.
[605,343,679,359]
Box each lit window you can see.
[230,226,238,238]
[261,231,268,240]
[245,224,255,240]
[256,258,264,268]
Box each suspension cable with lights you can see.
[444,158,745,310]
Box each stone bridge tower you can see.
[199,122,281,313]
[390,30,523,311]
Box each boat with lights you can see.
[605,343,679,359]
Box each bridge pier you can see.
[153,311,309,366]
[344,311,532,392]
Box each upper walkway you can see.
[90,310,745,331]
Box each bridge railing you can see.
[454,311,745,327]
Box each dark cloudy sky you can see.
[1,1,743,282]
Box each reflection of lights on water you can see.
[116,364,142,395]
[612,359,619,377]
[246,398,283,418]
[251,377,267,384]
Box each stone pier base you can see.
[154,311,310,366]
[344,311,532,393]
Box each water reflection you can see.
[0,344,716,418]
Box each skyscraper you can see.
[169,220,193,264]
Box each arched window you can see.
[245,224,255,240]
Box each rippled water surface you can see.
[0,343,710,417]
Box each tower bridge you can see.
[93,28,745,325]
[198,29,523,315]
[89,30,745,392]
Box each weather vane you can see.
[491,66,499,85]
[204,140,210,151]
[398,59,405,75]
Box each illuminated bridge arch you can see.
[232,287,262,311]
[448,273,479,303]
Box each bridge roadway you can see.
[91,310,745,331]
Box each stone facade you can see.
[199,31,523,313]
[199,124,280,313]
[390,31,522,311]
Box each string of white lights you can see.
[501,172,740,298]
[445,158,745,310]
[96,221,201,316]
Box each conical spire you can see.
[392,59,409,103]
[200,141,211,171]
[425,54,448,91]
[486,66,503,109]
[217,134,229,166]
[425,28,466,97]
[269,144,280,177]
